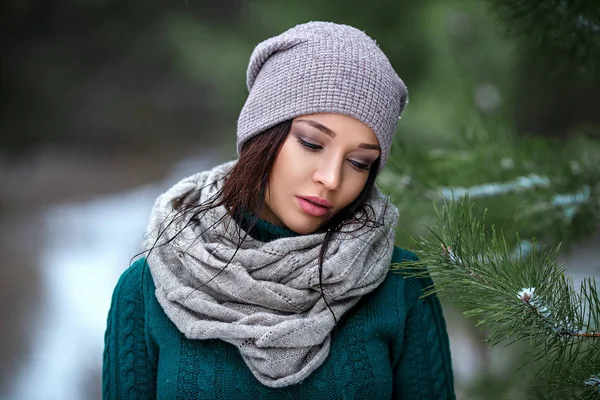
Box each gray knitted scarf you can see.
[145,161,398,388]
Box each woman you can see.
[103,21,455,399]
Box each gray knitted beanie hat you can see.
[236,21,408,170]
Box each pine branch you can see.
[392,195,600,398]
[380,120,600,249]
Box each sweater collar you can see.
[237,212,299,242]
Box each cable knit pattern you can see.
[122,301,136,400]
[102,301,113,395]
[390,248,454,399]
[178,338,205,398]
[420,278,452,398]
[423,299,443,396]
[427,281,454,397]
[343,310,376,399]
[102,221,455,399]
[103,264,157,400]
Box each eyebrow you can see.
[295,119,381,151]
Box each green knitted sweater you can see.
[103,218,455,399]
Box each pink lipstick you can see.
[296,196,331,217]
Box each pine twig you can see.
[392,195,600,398]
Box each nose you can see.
[313,157,343,191]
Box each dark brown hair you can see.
[221,120,292,227]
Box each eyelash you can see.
[297,138,371,171]
[298,138,321,152]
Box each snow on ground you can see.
[8,154,220,400]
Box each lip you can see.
[300,196,332,208]
[296,196,331,217]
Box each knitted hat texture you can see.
[236,21,408,170]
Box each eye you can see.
[349,159,371,171]
[297,138,322,152]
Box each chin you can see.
[284,217,324,235]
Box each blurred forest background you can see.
[1,0,599,399]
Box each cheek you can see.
[339,175,368,208]
[269,139,305,196]
[274,137,313,176]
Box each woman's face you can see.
[261,113,381,234]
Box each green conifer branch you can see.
[380,119,600,249]
[392,196,600,398]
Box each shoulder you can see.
[388,245,436,299]
[383,245,419,292]
[391,246,419,264]
[360,245,440,322]
[360,246,423,316]
[355,246,433,339]
[110,257,155,308]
